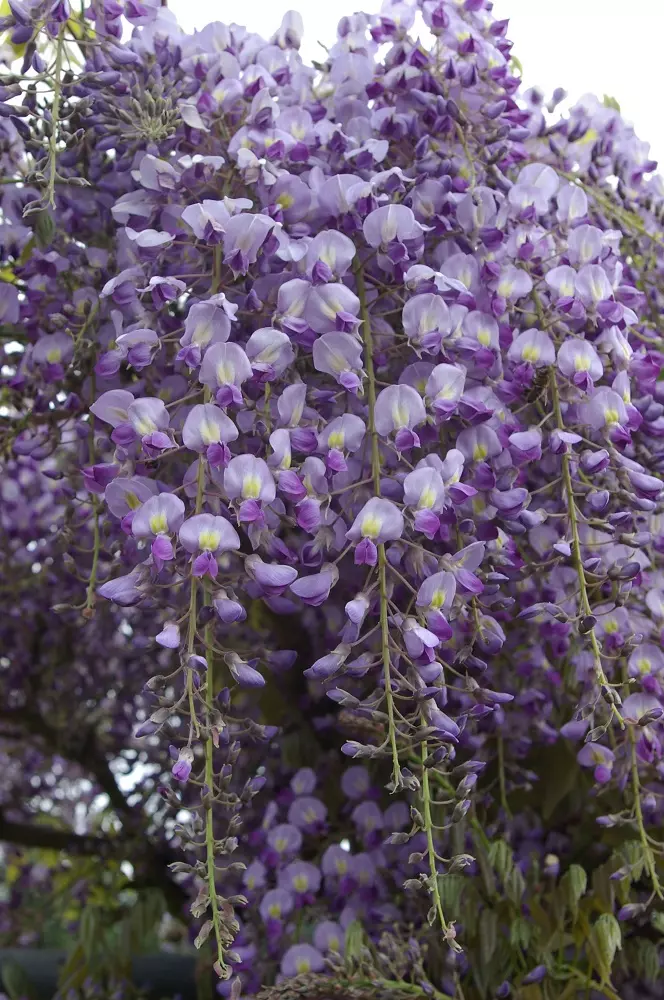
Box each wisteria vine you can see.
[2,1,664,997]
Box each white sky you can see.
[168,0,664,166]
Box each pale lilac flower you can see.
[127,397,172,453]
[225,652,265,687]
[363,204,423,249]
[278,860,321,895]
[557,339,603,390]
[214,591,246,623]
[246,327,295,380]
[568,224,604,265]
[318,414,366,472]
[224,455,276,523]
[508,163,559,213]
[457,424,502,462]
[171,747,194,783]
[347,497,404,565]
[305,283,361,333]
[281,944,325,978]
[132,493,185,571]
[374,384,426,449]
[245,555,298,596]
[507,328,555,367]
[509,428,542,463]
[314,921,344,953]
[404,467,446,538]
[312,332,364,393]
[199,342,252,406]
[277,383,307,427]
[98,567,144,606]
[556,183,588,224]
[267,823,302,858]
[305,230,356,281]
[260,887,294,923]
[155,622,180,648]
[425,363,467,418]
[179,513,240,578]
[222,212,276,274]
[577,743,615,783]
[584,387,629,438]
[545,264,577,299]
[177,294,237,367]
[575,264,614,307]
[290,768,317,796]
[290,565,339,606]
[182,403,238,466]
[402,293,452,354]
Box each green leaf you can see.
[510,916,531,951]
[589,913,621,983]
[344,920,365,969]
[479,908,497,963]
[1,961,40,1000]
[437,874,466,920]
[488,839,513,882]
[651,910,664,935]
[602,94,621,112]
[561,864,587,921]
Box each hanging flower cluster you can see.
[2,0,664,996]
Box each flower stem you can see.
[629,726,662,898]
[355,257,401,790]
[548,369,623,725]
[421,737,455,946]
[47,28,65,209]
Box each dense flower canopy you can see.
[1,0,664,997]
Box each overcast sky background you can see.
[168,0,664,167]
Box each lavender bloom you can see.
[97,567,144,607]
[132,493,185,571]
[260,887,294,922]
[266,823,303,859]
[374,384,426,450]
[178,294,237,368]
[290,768,317,796]
[179,513,240,578]
[305,230,356,281]
[312,332,364,393]
[225,652,265,687]
[224,455,276,523]
[155,622,180,648]
[182,403,238,466]
[290,565,339,606]
[363,204,423,249]
[222,212,276,274]
[214,591,246,623]
[318,414,366,472]
[577,743,615,783]
[287,796,328,830]
[425,363,467,418]
[507,328,556,368]
[314,921,344,953]
[402,293,451,354]
[278,861,322,895]
[347,498,405,565]
[305,284,361,334]
[246,327,295,380]
[245,555,298,596]
[404,467,446,538]
[280,944,325,978]
[171,748,193,783]
[341,766,371,800]
[508,162,559,213]
[199,342,253,407]
[557,339,603,390]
